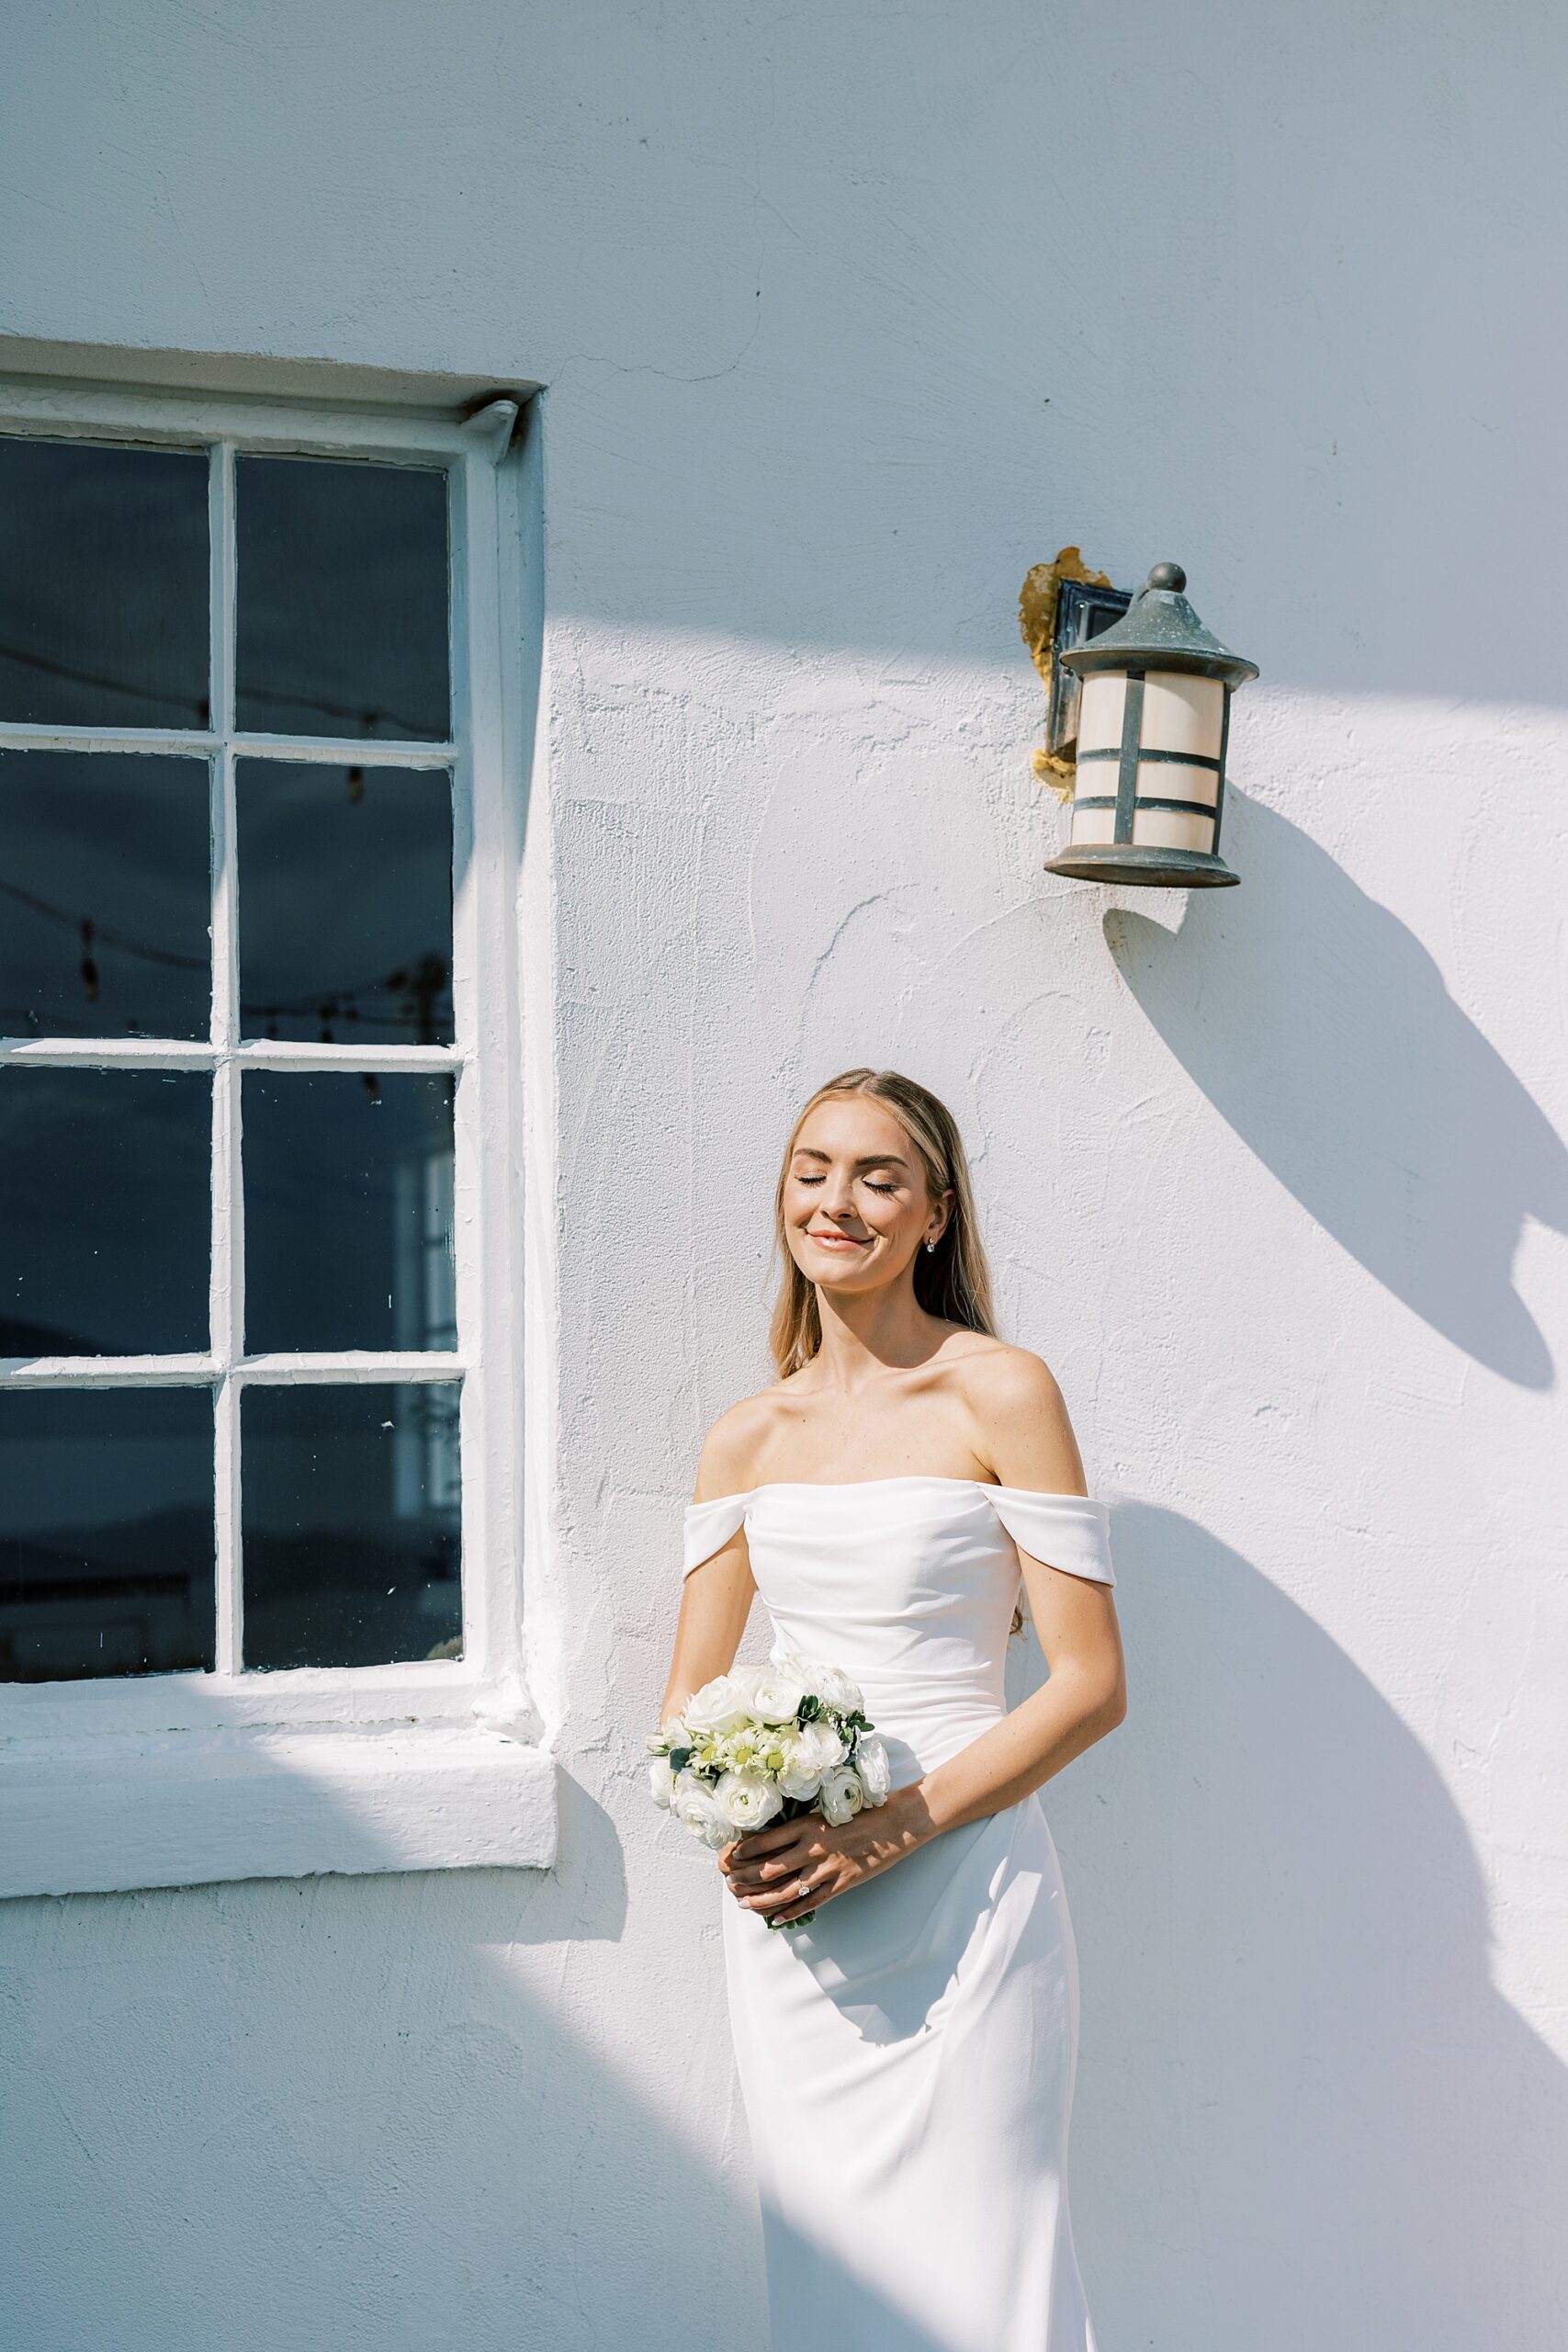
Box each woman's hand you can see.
[719,1788,931,1926]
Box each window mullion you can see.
[209,440,244,1675]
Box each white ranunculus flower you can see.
[797,1657,864,1715]
[793,1717,847,1781]
[671,1770,731,1849]
[775,1729,826,1801]
[714,1770,784,1833]
[818,1763,867,1827]
[681,1673,752,1736]
[852,1733,891,1805]
[649,1755,677,1809]
[748,1665,807,1724]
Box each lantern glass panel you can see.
[1133,807,1216,853]
[1075,672,1128,754]
[1139,672,1224,758]
[1068,806,1118,847]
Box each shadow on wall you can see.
[1103,793,1568,1388]
[1042,1504,1568,2352]
[0,1717,954,2352]
[0,1722,770,2352]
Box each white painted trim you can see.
[0,1039,462,1069]
[459,398,520,464]
[0,378,478,458]
[0,1653,507,1737]
[0,1725,558,1898]
[0,1351,467,1386]
[0,727,456,761]
[511,401,570,1742]
[0,337,539,414]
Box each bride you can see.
[660,1067,1126,2351]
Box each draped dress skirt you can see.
[681,1477,1115,2352]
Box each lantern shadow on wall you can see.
[1104,791,1568,1388]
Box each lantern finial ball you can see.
[1145,561,1186,594]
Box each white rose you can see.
[798,1658,864,1715]
[714,1770,784,1833]
[852,1733,891,1805]
[681,1674,752,1736]
[747,1666,807,1724]
[671,1770,731,1849]
[818,1763,867,1827]
[649,1755,676,1809]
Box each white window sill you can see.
[0,1724,558,1899]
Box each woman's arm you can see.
[659,1407,761,1724]
[660,1528,754,1724]
[722,1350,1125,1925]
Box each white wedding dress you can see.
[682,1476,1115,2352]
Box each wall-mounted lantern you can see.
[1043,563,1258,889]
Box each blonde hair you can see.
[768,1068,998,1380]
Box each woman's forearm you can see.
[895,1657,1125,1845]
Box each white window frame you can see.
[0,378,555,1895]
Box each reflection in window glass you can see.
[0,1386,214,1682]
[234,456,449,741]
[0,1070,210,1356]
[237,762,452,1044]
[0,437,209,729]
[243,1073,456,1354]
[242,1384,461,1669]
[0,752,210,1039]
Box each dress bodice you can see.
[682,1477,1113,1777]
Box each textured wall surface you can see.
[3,5,1567,2347]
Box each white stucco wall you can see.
[4,6,1566,2347]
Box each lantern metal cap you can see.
[1058,562,1258,690]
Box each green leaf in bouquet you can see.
[797,1693,823,1723]
[669,1746,693,1772]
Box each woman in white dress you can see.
[661,1068,1126,2352]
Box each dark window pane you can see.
[235,456,449,741]
[0,1386,214,1682]
[243,1073,455,1353]
[0,751,210,1039]
[0,1070,209,1356]
[242,1383,460,1668]
[0,437,209,729]
[236,761,451,1044]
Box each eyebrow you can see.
[791,1148,911,1170]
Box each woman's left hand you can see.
[719,1789,930,1925]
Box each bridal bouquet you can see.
[648,1653,891,1928]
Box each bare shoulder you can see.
[692,1385,793,1502]
[947,1337,1088,1495]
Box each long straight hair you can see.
[768,1068,998,1380]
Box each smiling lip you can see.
[808,1230,870,1250]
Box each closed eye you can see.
[794,1174,898,1194]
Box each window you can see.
[0,379,552,1894]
